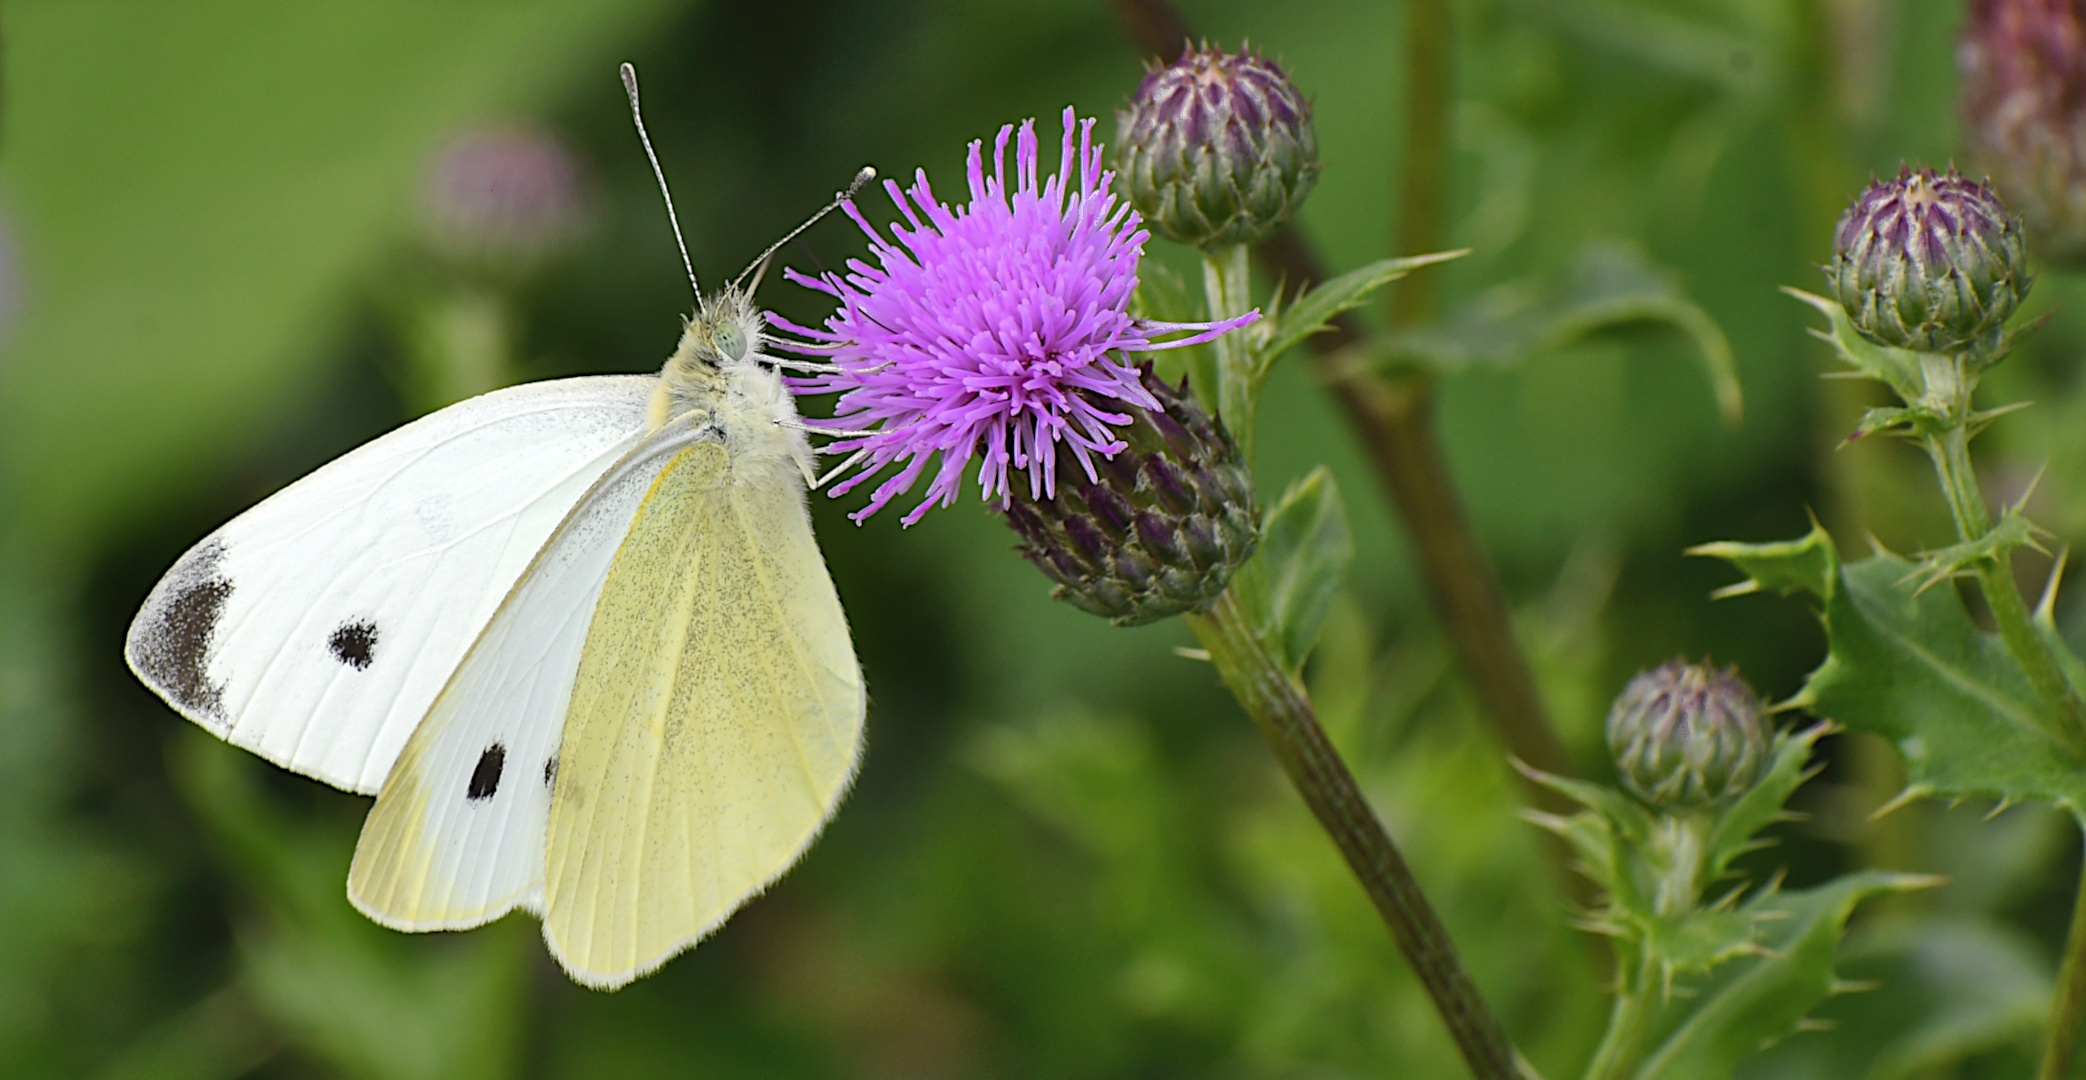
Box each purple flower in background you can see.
[420,126,589,271]
[1961,0,2086,262]
[776,108,1258,525]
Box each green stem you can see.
[1922,426,2086,752]
[1184,590,1529,1080]
[401,287,514,413]
[1581,814,1710,1080]
[1582,954,1660,1080]
[1201,244,1257,461]
[1392,0,1451,325]
[2042,827,2086,1080]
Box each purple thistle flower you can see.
[774,107,1258,525]
[420,126,589,271]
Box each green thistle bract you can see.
[1828,166,2029,356]
[1606,660,1769,811]
[1115,44,1319,249]
[1002,366,1257,626]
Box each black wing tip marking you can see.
[327,620,379,670]
[542,755,558,790]
[129,538,233,724]
[468,743,506,801]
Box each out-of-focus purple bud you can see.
[1962,0,2086,264]
[419,126,590,273]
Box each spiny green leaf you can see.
[1379,241,1742,424]
[1784,288,1927,402]
[1906,512,2047,593]
[1702,723,1828,883]
[1633,872,1939,1080]
[1688,524,1834,600]
[1232,468,1354,675]
[1698,524,2086,808]
[1643,907,1760,977]
[1844,405,1932,445]
[1519,766,1657,917]
[1251,251,1466,376]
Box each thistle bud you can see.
[1116,44,1319,249]
[1827,167,2029,355]
[1961,0,2086,264]
[1606,660,1769,811]
[1001,367,1258,626]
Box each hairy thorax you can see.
[646,287,812,487]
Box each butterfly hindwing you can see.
[125,376,654,794]
[345,410,718,931]
[542,438,865,988]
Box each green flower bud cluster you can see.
[1002,367,1258,626]
[1828,166,2029,357]
[1606,660,1769,811]
[1115,44,1319,249]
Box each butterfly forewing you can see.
[541,440,864,988]
[125,376,654,793]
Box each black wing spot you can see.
[130,539,233,722]
[542,755,559,789]
[327,620,378,670]
[467,744,506,801]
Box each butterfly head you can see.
[665,286,767,378]
[648,286,775,430]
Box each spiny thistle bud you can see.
[1001,367,1258,625]
[1961,0,2086,264]
[1606,660,1769,811]
[1827,167,2029,355]
[1116,44,1319,249]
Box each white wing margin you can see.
[125,375,654,794]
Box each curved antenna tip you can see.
[619,62,700,301]
[730,164,882,293]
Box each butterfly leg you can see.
[806,448,869,491]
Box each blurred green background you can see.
[4,0,2082,1077]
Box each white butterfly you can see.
[124,66,868,990]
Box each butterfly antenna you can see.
[731,165,877,293]
[620,62,701,300]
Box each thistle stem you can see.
[2040,828,2086,1080]
[1201,244,1258,462]
[1921,426,2086,753]
[1392,0,1452,326]
[1581,954,1660,1080]
[1184,590,1529,1080]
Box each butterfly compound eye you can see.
[714,322,747,363]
